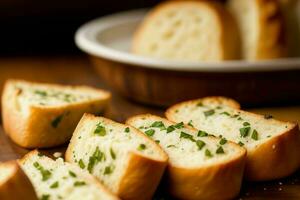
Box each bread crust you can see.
[0,161,38,200]
[126,114,247,200]
[132,1,241,60]
[1,79,111,148]
[65,113,168,200]
[166,96,300,181]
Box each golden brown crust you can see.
[126,114,247,200]
[132,1,241,60]
[65,113,168,200]
[1,79,111,148]
[245,123,300,180]
[256,0,287,59]
[166,96,300,181]
[0,161,38,200]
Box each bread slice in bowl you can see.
[126,114,246,200]
[166,96,300,181]
[1,79,111,148]
[227,0,287,60]
[132,1,241,61]
[0,161,38,200]
[19,150,119,200]
[65,113,168,200]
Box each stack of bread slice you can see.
[19,150,119,200]
[166,96,300,180]
[66,114,168,200]
[1,79,111,148]
[127,114,246,200]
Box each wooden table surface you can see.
[0,56,300,199]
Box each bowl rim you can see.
[75,9,300,73]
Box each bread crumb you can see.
[53,152,62,158]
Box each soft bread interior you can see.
[127,115,244,168]
[0,163,15,184]
[133,2,224,61]
[167,100,294,150]
[228,0,258,60]
[7,80,109,114]
[67,114,165,192]
[20,151,116,200]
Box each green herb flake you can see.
[104,166,114,175]
[74,181,86,186]
[180,132,195,142]
[220,112,230,116]
[33,162,52,181]
[167,144,176,148]
[138,144,146,151]
[51,115,63,128]
[197,130,208,137]
[78,159,85,169]
[155,140,160,144]
[87,147,104,173]
[145,129,155,137]
[166,125,175,133]
[267,135,271,138]
[150,121,166,130]
[187,120,194,127]
[124,127,130,133]
[38,152,43,157]
[69,171,76,178]
[204,109,215,117]
[196,102,203,107]
[94,123,106,136]
[238,141,244,146]
[243,122,250,126]
[216,146,225,154]
[50,181,59,189]
[237,117,243,121]
[219,138,227,145]
[205,149,213,158]
[40,194,50,200]
[174,122,184,129]
[231,114,239,118]
[239,127,250,138]
[196,140,206,150]
[110,148,116,160]
[251,129,259,141]
[35,90,47,97]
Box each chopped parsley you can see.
[166,125,175,133]
[33,162,52,181]
[150,121,166,130]
[167,144,176,148]
[197,130,208,137]
[50,181,59,189]
[239,127,250,138]
[187,120,194,127]
[104,166,114,175]
[220,112,230,116]
[74,181,86,186]
[35,90,47,97]
[40,194,50,200]
[174,122,184,129]
[238,141,244,146]
[219,138,227,145]
[94,123,106,136]
[251,129,258,140]
[180,132,195,142]
[51,115,63,128]
[124,127,130,133]
[87,147,104,173]
[110,148,116,160]
[196,140,206,150]
[145,129,155,137]
[216,146,224,154]
[138,144,146,151]
[78,159,85,169]
[205,149,213,158]
[196,101,203,106]
[69,171,77,178]
[243,122,250,126]
[204,109,215,117]
[155,140,160,144]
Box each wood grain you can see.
[0,56,299,199]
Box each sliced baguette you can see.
[19,150,119,200]
[166,96,300,181]
[126,114,246,200]
[65,113,168,200]
[227,0,287,60]
[1,79,111,148]
[0,161,38,200]
[132,1,240,61]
